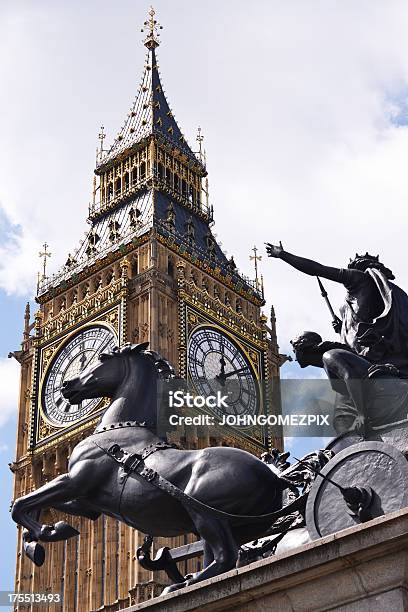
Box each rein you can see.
[91,430,306,525]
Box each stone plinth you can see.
[123,507,408,611]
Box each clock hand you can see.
[78,335,112,374]
[79,345,87,372]
[224,366,250,378]
[217,345,227,386]
[219,343,226,375]
[216,366,249,382]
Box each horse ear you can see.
[131,342,150,353]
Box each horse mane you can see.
[107,343,175,379]
[144,350,175,379]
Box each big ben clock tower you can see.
[11,8,282,611]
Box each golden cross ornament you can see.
[250,245,262,289]
[39,242,52,279]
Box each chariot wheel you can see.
[306,441,408,540]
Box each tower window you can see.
[131,255,138,277]
[165,202,176,228]
[131,168,138,185]
[124,173,129,191]
[167,257,174,277]
[115,177,121,194]
[140,161,146,179]
[129,206,141,229]
[185,217,195,245]
[108,220,121,243]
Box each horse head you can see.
[62,342,174,405]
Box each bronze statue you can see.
[11,343,304,593]
[266,244,408,434]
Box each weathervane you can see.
[250,245,262,290]
[141,6,163,49]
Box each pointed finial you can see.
[196,126,204,162]
[39,242,52,279]
[142,6,163,49]
[23,302,30,344]
[98,125,106,161]
[37,243,51,293]
[250,245,262,291]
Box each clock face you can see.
[187,326,259,418]
[42,325,117,426]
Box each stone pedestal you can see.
[123,507,408,611]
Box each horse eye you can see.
[99,353,111,362]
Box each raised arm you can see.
[266,243,344,284]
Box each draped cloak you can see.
[340,268,408,376]
[336,268,408,427]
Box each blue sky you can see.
[3,0,408,596]
[0,291,26,592]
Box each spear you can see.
[316,276,340,331]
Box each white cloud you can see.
[2,0,408,352]
[0,357,19,428]
[0,221,40,296]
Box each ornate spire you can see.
[96,7,203,172]
[141,6,163,50]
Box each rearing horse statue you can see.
[11,343,293,592]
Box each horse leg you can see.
[12,471,88,542]
[203,540,214,568]
[162,510,238,594]
[21,508,47,566]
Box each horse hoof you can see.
[54,521,80,539]
[24,541,45,566]
[161,581,188,595]
[39,521,79,542]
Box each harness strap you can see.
[93,437,306,525]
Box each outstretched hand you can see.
[265,243,283,258]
